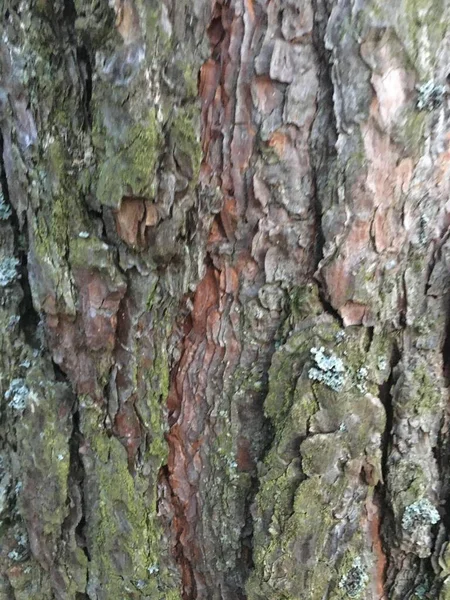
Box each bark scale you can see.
[0,0,449,599]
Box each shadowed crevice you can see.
[0,133,40,349]
[310,0,342,329]
[377,342,399,599]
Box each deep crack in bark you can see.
[376,343,401,599]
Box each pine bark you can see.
[0,0,449,599]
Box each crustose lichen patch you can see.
[308,346,347,392]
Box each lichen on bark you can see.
[1,0,450,598]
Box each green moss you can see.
[286,283,323,324]
[183,63,199,100]
[17,372,71,527]
[127,309,181,596]
[401,0,446,78]
[69,236,110,268]
[170,106,203,181]
[10,367,88,596]
[394,108,426,156]
[30,132,91,313]
[6,562,55,600]
[249,317,393,599]
[139,4,171,50]
[145,340,170,462]
[35,137,86,254]
[292,476,338,535]
[68,236,126,296]
[82,405,175,599]
[249,475,346,600]
[263,326,321,426]
[440,577,450,599]
[165,591,182,600]
[97,109,162,207]
[409,361,442,415]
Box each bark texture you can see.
[0,0,450,599]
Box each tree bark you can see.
[0,0,449,598]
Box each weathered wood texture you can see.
[0,0,450,599]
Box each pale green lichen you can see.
[308,346,347,391]
[413,578,431,599]
[5,379,29,411]
[0,193,12,220]
[339,557,369,598]
[416,80,446,110]
[8,548,27,562]
[402,498,440,530]
[400,497,440,558]
[0,257,20,287]
[356,367,368,394]
[335,330,347,343]
[7,532,28,563]
[377,356,388,371]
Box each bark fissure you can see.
[68,403,89,561]
[379,345,399,490]
[1,135,39,349]
[310,0,337,271]
[375,343,401,599]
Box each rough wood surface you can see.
[0,0,450,599]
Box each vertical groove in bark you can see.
[164,3,275,595]
[310,0,337,272]
[432,264,450,599]
[68,404,89,567]
[164,0,329,596]
[1,0,213,597]
[0,126,80,598]
[161,3,232,593]
[374,343,399,599]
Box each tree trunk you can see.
[0,0,449,598]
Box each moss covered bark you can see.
[0,0,450,599]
